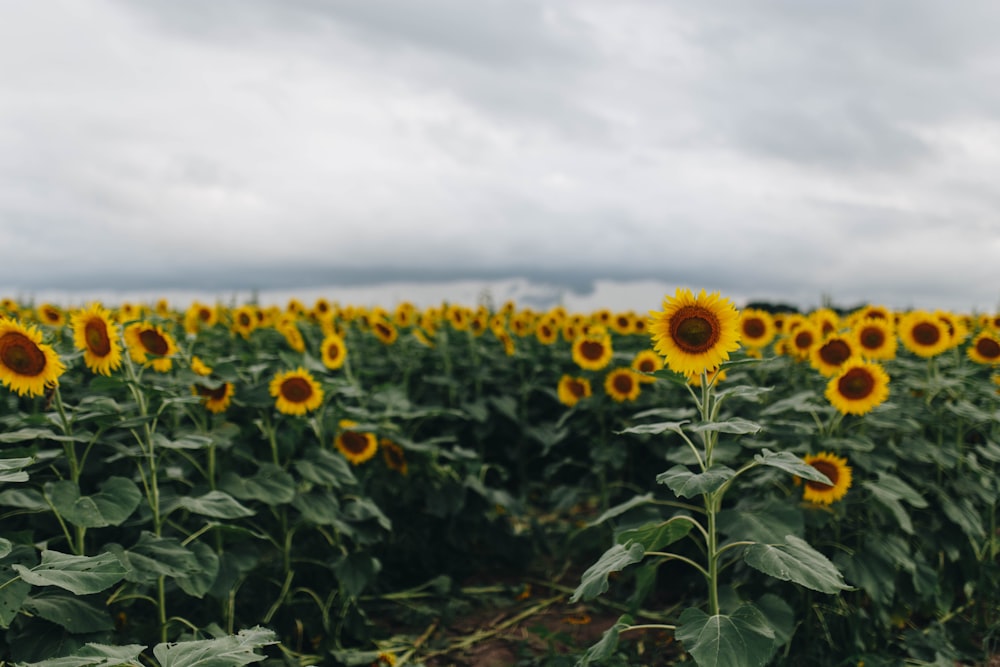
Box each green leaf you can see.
[760,390,822,416]
[717,503,803,544]
[0,457,32,484]
[576,614,633,666]
[0,538,11,559]
[675,604,775,667]
[0,488,48,510]
[44,477,142,528]
[172,491,255,519]
[939,495,984,539]
[657,465,736,498]
[22,591,114,633]
[617,517,695,551]
[587,493,655,527]
[220,464,296,506]
[571,542,646,602]
[863,482,913,534]
[175,541,220,599]
[0,567,30,628]
[870,473,928,508]
[152,433,215,450]
[13,642,146,667]
[292,491,341,526]
[12,551,126,595]
[714,385,775,403]
[755,594,795,650]
[688,418,762,435]
[153,626,279,667]
[293,447,356,488]
[743,535,850,594]
[752,450,832,485]
[618,420,690,436]
[107,533,201,584]
[332,553,381,598]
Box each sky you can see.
[1,1,999,314]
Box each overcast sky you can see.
[2,1,999,313]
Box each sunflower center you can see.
[579,340,606,361]
[637,359,655,373]
[743,318,766,339]
[196,383,228,400]
[794,331,814,350]
[84,319,112,356]
[375,323,392,338]
[838,367,875,400]
[0,332,47,376]
[671,307,720,353]
[198,308,213,322]
[859,327,885,350]
[568,379,586,398]
[280,377,314,403]
[612,373,634,394]
[326,343,341,360]
[238,313,252,327]
[975,337,1000,360]
[138,329,169,356]
[805,460,839,491]
[340,431,369,454]
[912,322,941,346]
[819,339,852,366]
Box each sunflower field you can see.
[0,291,998,667]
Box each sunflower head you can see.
[604,368,641,403]
[739,308,776,349]
[320,333,348,370]
[898,311,951,358]
[557,375,591,407]
[335,427,378,465]
[967,332,1000,365]
[269,367,324,416]
[380,438,408,475]
[800,452,852,505]
[71,303,123,376]
[193,381,235,414]
[124,322,178,372]
[0,319,66,396]
[852,317,897,360]
[571,332,613,371]
[648,289,741,376]
[825,360,890,416]
[631,349,663,382]
[810,334,858,377]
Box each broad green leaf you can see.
[332,552,381,598]
[294,448,356,488]
[657,465,736,498]
[870,473,928,508]
[618,420,690,436]
[717,503,803,544]
[743,535,850,594]
[44,477,142,528]
[0,457,32,484]
[342,498,392,532]
[864,482,913,534]
[175,541,220,599]
[576,614,633,666]
[0,538,11,559]
[752,450,832,485]
[220,464,296,506]
[688,418,762,435]
[107,533,201,584]
[0,567,30,628]
[675,604,775,667]
[0,488,47,510]
[714,385,775,403]
[12,551,126,595]
[588,493,655,527]
[13,642,146,667]
[571,542,645,602]
[153,626,278,667]
[939,495,984,539]
[292,490,341,526]
[22,591,114,633]
[755,594,795,649]
[617,517,695,551]
[760,390,822,416]
[153,433,214,450]
[172,491,255,519]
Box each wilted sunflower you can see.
[800,452,852,505]
[380,438,408,475]
[70,303,123,376]
[648,289,741,376]
[0,319,66,396]
[604,368,641,403]
[335,421,378,465]
[810,333,858,377]
[124,322,178,372]
[967,331,1000,365]
[269,367,324,415]
[825,360,890,416]
[557,375,592,407]
[739,309,776,350]
[320,333,348,370]
[631,349,663,382]
[571,332,613,371]
[851,317,897,360]
[898,310,951,358]
[193,381,235,414]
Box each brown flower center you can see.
[805,459,839,491]
[859,326,885,350]
[325,342,341,361]
[280,377,314,403]
[196,383,229,400]
[139,329,169,356]
[84,319,112,356]
[579,340,606,361]
[568,379,586,398]
[976,337,1000,360]
[339,431,369,454]
[612,373,634,395]
[818,339,852,366]
[794,331,814,350]
[912,322,941,346]
[742,317,766,339]
[671,307,720,353]
[0,332,47,376]
[637,359,655,373]
[838,367,875,400]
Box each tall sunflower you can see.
[123,322,178,372]
[967,331,1000,365]
[809,333,858,377]
[371,318,398,345]
[739,308,776,350]
[604,368,641,403]
[898,310,950,358]
[557,375,591,407]
[851,317,897,360]
[320,333,348,370]
[785,321,821,361]
[571,331,613,371]
[648,289,741,376]
[800,452,852,505]
[269,367,324,415]
[825,360,890,416]
[335,421,378,465]
[37,303,66,328]
[631,349,663,382]
[71,304,123,376]
[0,319,66,396]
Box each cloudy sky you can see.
[2,1,999,313]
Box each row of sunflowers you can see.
[0,290,998,665]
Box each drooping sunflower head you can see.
[70,303,123,376]
[380,438,408,475]
[825,360,890,416]
[739,308,776,350]
[967,331,1000,365]
[809,333,859,377]
[557,375,592,407]
[123,322,178,372]
[193,381,235,414]
[269,367,324,416]
[648,289,741,376]
[0,319,66,396]
[335,427,378,465]
[320,333,348,370]
[800,452,852,505]
[604,368,641,403]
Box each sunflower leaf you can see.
[12,551,126,595]
[618,420,690,436]
[752,450,832,485]
[576,614,633,666]
[675,604,775,667]
[743,535,850,594]
[657,465,735,498]
[571,542,646,602]
[688,418,762,435]
[617,517,695,551]
[587,493,655,527]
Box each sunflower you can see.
[70,303,123,376]
[631,349,663,382]
[785,321,821,361]
[571,332,613,371]
[898,310,951,358]
[800,452,852,505]
[0,319,66,396]
[269,367,324,415]
[393,302,417,328]
[809,308,842,338]
[534,317,560,345]
[557,375,592,407]
[739,308,776,350]
[371,318,398,345]
[967,331,1000,365]
[604,368,641,403]
[809,333,858,377]
[335,421,378,465]
[825,360,890,416]
[648,288,741,376]
[380,438,408,475]
[320,333,348,370]
[184,302,218,335]
[193,381,235,414]
[446,304,472,331]
[277,321,306,353]
[123,322,178,372]
[496,329,516,356]
[190,355,213,376]
[412,328,435,348]
[609,311,636,335]
[37,303,66,328]
[851,317,897,360]
[230,305,258,338]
